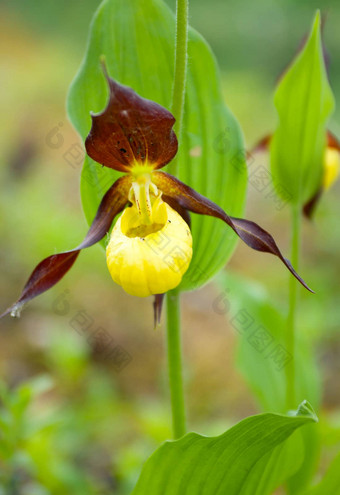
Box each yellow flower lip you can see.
[106,201,193,297]
[107,173,193,297]
[323,147,340,190]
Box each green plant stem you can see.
[166,290,186,438]
[164,0,189,441]
[168,0,189,176]
[286,203,301,410]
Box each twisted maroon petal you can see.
[153,171,314,293]
[1,175,132,319]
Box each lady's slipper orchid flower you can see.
[302,132,340,217]
[252,131,340,218]
[1,64,313,324]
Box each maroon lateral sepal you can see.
[153,171,314,293]
[0,176,132,319]
[85,62,178,172]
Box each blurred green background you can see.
[0,0,339,493]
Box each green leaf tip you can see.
[309,10,322,53]
[312,9,321,30]
[270,10,335,205]
[295,400,318,422]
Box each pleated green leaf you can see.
[67,0,247,292]
[287,428,320,494]
[132,401,317,495]
[270,11,334,205]
[239,431,305,495]
[216,271,321,493]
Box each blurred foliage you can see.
[0,329,171,494]
[0,0,340,493]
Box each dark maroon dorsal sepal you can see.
[85,62,178,172]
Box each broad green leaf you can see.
[216,271,321,493]
[270,11,334,205]
[240,430,304,495]
[132,401,317,495]
[67,0,247,292]
[305,452,340,495]
[286,425,320,494]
